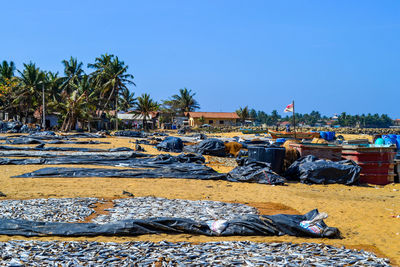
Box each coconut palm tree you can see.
[0,60,16,82]
[236,106,249,124]
[14,62,46,122]
[170,88,200,114]
[88,54,135,130]
[61,57,84,96]
[45,71,63,107]
[135,93,158,131]
[118,88,136,112]
[58,75,95,131]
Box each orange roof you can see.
[185,112,239,119]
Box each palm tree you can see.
[170,88,200,114]
[45,71,63,107]
[135,93,158,131]
[0,61,17,113]
[118,88,136,112]
[61,57,84,96]
[0,60,16,82]
[58,75,95,131]
[88,54,135,130]
[14,62,46,122]
[236,106,249,124]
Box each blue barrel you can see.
[275,138,286,145]
[331,131,336,140]
[384,137,396,145]
[172,125,177,130]
[396,135,400,149]
[325,131,335,141]
[320,131,327,140]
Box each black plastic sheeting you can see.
[0,209,339,238]
[29,131,57,136]
[228,158,285,185]
[0,144,132,152]
[13,166,226,180]
[5,138,110,145]
[3,153,205,169]
[156,137,183,152]
[184,138,226,157]
[0,122,40,133]
[0,150,146,158]
[285,155,361,185]
[5,138,43,144]
[114,131,143,137]
[187,133,207,140]
[62,133,106,138]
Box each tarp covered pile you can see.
[0,209,339,238]
[184,139,227,157]
[285,155,361,185]
[0,121,40,133]
[156,137,183,152]
[228,158,285,185]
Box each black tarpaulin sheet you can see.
[6,138,43,144]
[285,155,361,185]
[156,137,183,152]
[0,145,132,152]
[47,140,110,145]
[0,153,204,168]
[8,135,65,140]
[13,166,227,180]
[28,131,56,136]
[228,158,285,185]
[5,138,110,145]
[61,133,106,138]
[0,209,339,238]
[184,138,227,157]
[114,131,143,137]
[0,150,146,158]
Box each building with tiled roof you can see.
[185,112,239,127]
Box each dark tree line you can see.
[247,108,393,128]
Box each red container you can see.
[357,163,394,174]
[341,151,396,162]
[289,143,342,161]
[359,174,395,185]
[341,146,397,185]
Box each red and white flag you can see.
[284,103,294,113]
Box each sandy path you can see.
[0,133,399,264]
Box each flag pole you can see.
[292,100,296,139]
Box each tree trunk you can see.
[115,89,118,131]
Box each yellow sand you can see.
[0,133,399,264]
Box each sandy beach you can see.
[0,132,398,264]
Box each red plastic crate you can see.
[341,146,396,185]
[359,173,394,185]
[357,162,394,175]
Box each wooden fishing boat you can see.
[240,128,268,134]
[268,130,320,140]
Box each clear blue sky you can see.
[1,1,399,118]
